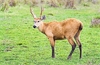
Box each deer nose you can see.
[33,25,36,28]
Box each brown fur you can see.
[30,7,83,59]
[37,18,83,59]
[38,18,82,40]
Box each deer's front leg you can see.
[48,37,55,58]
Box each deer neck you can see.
[38,22,46,34]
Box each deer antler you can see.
[30,6,37,18]
[40,6,44,18]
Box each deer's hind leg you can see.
[66,36,76,60]
[74,31,82,59]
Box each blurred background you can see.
[0,0,100,11]
[0,0,100,65]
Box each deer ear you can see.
[41,15,46,20]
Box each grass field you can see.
[0,4,100,65]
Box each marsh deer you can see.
[30,7,83,59]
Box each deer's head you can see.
[30,7,46,28]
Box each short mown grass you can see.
[0,4,100,65]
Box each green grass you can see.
[0,4,100,65]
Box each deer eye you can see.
[38,21,40,22]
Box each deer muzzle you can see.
[33,25,36,28]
